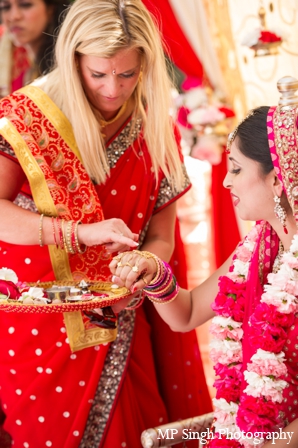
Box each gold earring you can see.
[273,195,288,234]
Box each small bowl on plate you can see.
[45,287,71,303]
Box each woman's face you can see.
[0,0,53,50]
[223,140,275,222]
[77,48,142,119]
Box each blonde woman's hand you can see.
[109,250,158,292]
[78,218,139,253]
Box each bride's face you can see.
[223,141,275,223]
[77,48,142,119]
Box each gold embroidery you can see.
[19,86,83,163]
[273,106,298,221]
[64,311,117,352]
[0,97,116,349]
[258,222,266,284]
[0,117,73,280]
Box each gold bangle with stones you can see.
[74,221,86,254]
[61,219,68,253]
[38,213,44,247]
[65,220,74,254]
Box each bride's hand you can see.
[109,250,159,292]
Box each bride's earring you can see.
[273,195,288,234]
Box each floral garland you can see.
[208,223,297,447]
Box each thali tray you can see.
[0,281,130,314]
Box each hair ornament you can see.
[226,109,255,152]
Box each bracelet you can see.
[51,217,58,249]
[65,220,75,254]
[57,218,64,250]
[144,270,173,297]
[39,214,44,247]
[74,221,87,254]
[148,279,178,302]
[61,219,68,252]
[148,257,163,286]
[148,289,179,305]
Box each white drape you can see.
[169,0,227,96]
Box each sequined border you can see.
[79,309,135,447]
[154,164,191,211]
[105,120,191,210]
[271,106,298,219]
[106,118,142,170]
[14,193,37,212]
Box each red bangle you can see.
[51,217,58,249]
[57,218,64,250]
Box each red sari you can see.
[0,86,212,448]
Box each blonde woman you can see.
[0,0,211,446]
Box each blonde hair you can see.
[43,0,184,190]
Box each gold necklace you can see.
[99,101,128,128]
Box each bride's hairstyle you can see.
[233,106,273,175]
[43,0,185,190]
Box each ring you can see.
[132,265,139,273]
[122,262,134,268]
[142,277,148,285]
[117,261,123,267]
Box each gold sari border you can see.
[0,116,72,281]
[64,311,117,352]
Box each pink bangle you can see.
[57,218,64,250]
[51,217,58,249]
[147,286,179,305]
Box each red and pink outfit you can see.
[207,105,298,447]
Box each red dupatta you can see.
[0,85,110,281]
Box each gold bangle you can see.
[61,219,68,253]
[149,258,164,286]
[144,277,174,298]
[65,220,74,254]
[147,291,179,305]
[74,221,86,254]
[39,214,44,247]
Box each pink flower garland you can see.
[208,224,297,447]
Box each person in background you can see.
[0,0,71,97]
[111,79,298,447]
[0,0,211,446]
